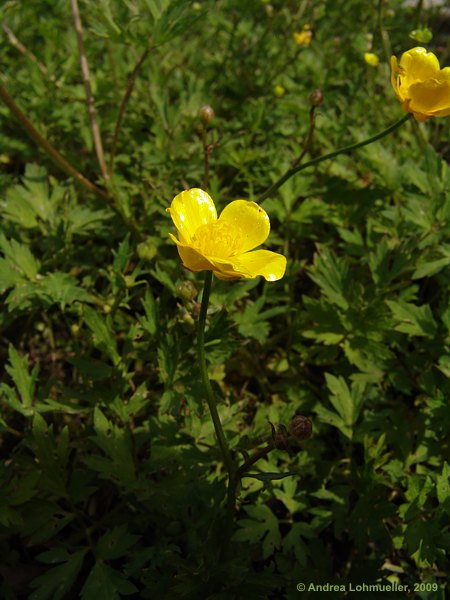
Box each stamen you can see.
[192,221,240,257]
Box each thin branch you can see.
[109,45,151,177]
[2,23,61,87]
[0,81,108,198]
[70,0,109,181]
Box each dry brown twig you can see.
[70,0,109,182]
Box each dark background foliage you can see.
[0,0,449,598]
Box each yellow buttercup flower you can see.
[364,52,379,67]
[390,47,450,121]
[293,25,312,47]
[167,189,286,281]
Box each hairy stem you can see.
[197,272,235,477]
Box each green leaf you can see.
[139,290,159,336]
[234,505,281,560]
[325,373,365,427]
[30,548,87,600]
[3,163,56,229]
[84,306,121,366]
[4,344,38,410]
[315,404,352,440]
[308,245,349,310]
[0,257,24,293]
[81,562,137,600]
[412,255,450,280]
[95,524,140,561]
[23,500,74,544]
[436,462,450,506]
[85,408,136,486]
[39,272,92,309]
[31,414,68,498]
[233,296,285,342]
[386,299,438,338]
[0,233,40,280]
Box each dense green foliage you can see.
[1,0,449,598]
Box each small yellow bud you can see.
[103,303,112,314]
[364,52,379,67]
[293,25,312,47]
[274,84,285,98]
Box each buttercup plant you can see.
[168,188,289,557]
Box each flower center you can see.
[191,221,240,258]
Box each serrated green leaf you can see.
[325,373,365,427]
[436,462,450,505]
[81,562,137,600]
[0,257,24,293]
[139,290,159,336]
[95,524,140,561]
[84,306,121,366]
[386,299,437,338]
[233,504,281,560]
[0,233,40,279]
[30,548,87,600]
[86,408,136,486]
[5,344,38,409]
[308,245,349,310]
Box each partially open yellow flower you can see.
[167,189,286,281]
[390,47,450,121]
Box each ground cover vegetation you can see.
[0,0,449,598]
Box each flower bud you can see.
[176,280,198,302]
[409,27,432,44]
[309,88,324,107]
[123,275,135,288]
[288,415,312,441]
[274,84,285,98]
[137,239,157,261]
[199,105,215,124]
[364,52,379,67]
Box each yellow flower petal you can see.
[218,200,270,253]
[169,234,217,272]
[215,250,287,282]
[399,47,440,84]
[167,188,217,244]
[409,79,450,115]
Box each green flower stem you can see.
[197,271,236,477]
[256,113,411,204]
